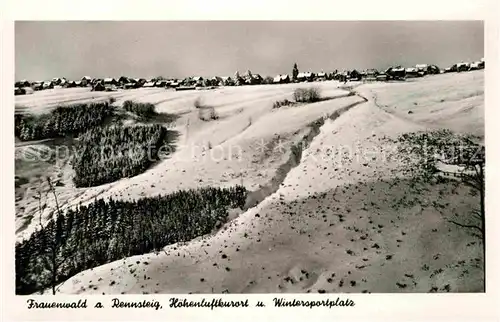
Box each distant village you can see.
[14,58,485,96]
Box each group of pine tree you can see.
[15,102,114,141]
[73,124,167,187]
[15,101,169,187]
[16,186,247,295]
[122,100,156,118]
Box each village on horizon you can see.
[14,58,485,96]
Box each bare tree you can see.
[396,130,485,288]
[34,177,72,295]
[442,137,485,269]
[397,131,484,225]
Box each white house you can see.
[415,64,428,72]
[273,74,290,84]
[221,76,234,86]
[42,81,53,89]
[104,77,118,85]
[154,80,167,87]
[192,76,204,86]
[405,67,420,78]
[316,72,326,80]
[297,72,314,82]
[143,81,155,87]
[456,62,471,72]
[469,60,484,70]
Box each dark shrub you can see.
[198,106,219,121]
[273,99,294,109]
[123,100,156,118]
[293,87,321,103]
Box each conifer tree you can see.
[292,63,299,81]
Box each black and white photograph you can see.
[13,20,486,296]
[2,1,499,319]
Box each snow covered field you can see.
[15,71,485,294]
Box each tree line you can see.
[72,124,168,187]
[15,185,248,295]
[15,102,115,141]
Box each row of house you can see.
[443,58,485,73]
[273,72,332,84]
[181,72,327,87]
[16,76,100,94]
[15,76,153,94]
[15,57,485,95]
[332,58,484,83]
[272,65,435,84]
[15,70,331,95]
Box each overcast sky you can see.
[15,21,484,81]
